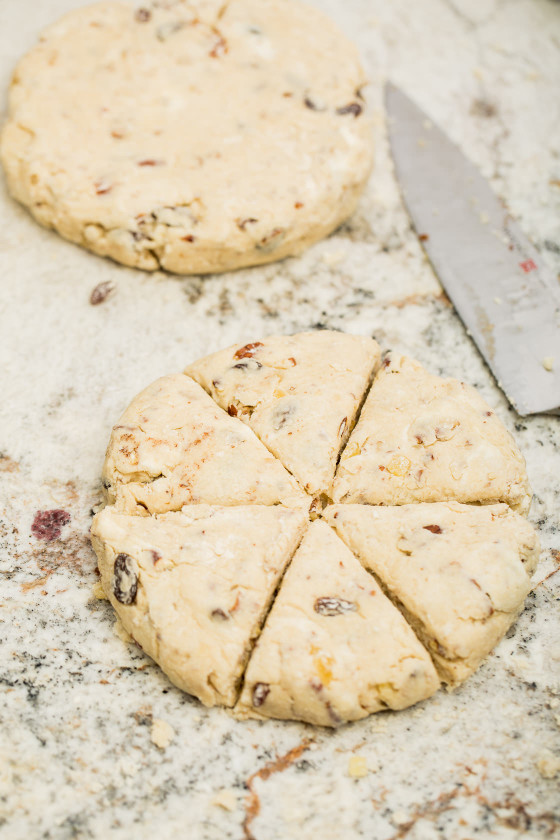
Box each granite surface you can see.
[1,0,560,838]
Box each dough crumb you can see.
[542,356,554,372]
[212,789,237,811]
[348,755,368,778]
[93,581,108,600]
[322,248,346,268]
[536,750,560,779]
[151,719,175,749]
[113,617,132,643]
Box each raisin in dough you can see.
[235,521,439,726]
[91,504,307,706]
[333,355,531,513]
[1,0,373,274]
[186,332,380,498]
[324,502,539,684]
[103,374,308,512]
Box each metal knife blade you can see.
[385,82,560,415]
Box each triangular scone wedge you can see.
[103,374,308,513]
[185,332,380,498]
[332,355,531,513]
[91,504,307,707]
[324,502,539,685]
[235,520,439,726]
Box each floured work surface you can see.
[91,331,539,726]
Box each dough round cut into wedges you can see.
[91,331,538,726]
[235,521,439,726]
[333,355,531,513]
[1,0,373,274]
[323,502,539,685]
[91,504,308,706]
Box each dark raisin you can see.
[336,102,362,117]
[31,510,71,542]
[423,525,442,534]
[314,597,357,616]
[151,550,161,564]
[232,359,262,371]
[228,405,238,416]
[134,8,151,22]
[211,608,229,621]
[234,342,263,360]
[304,97,320,110]
[113,553,138,605]
[252,682,270,707]
[89,281,114,306]
[181,234,195,242]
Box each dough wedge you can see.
[324,502,539,684]
[186,332,380,499]
[333,355,531,513]
[91,504,307,706]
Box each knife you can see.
[385,82,560,416]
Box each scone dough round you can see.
[1,0,373,274]
[91,331,538,726]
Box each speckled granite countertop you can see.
[1,1,560,837]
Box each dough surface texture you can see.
[1,0,373,274]
[186,331,380,497]
[323,502,539,685]
[333,355,531,513]
[91,331,537,726]
[235,520,439,726]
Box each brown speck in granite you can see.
[0,453,19,472]
[89,281,114,306]
[243,738,313,840]
[31,510,71,542]
[336,102,362,117]
[470,99,497,118]
[133,707,153,726]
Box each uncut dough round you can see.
[91,330,538,726]
[1,0,373,274]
